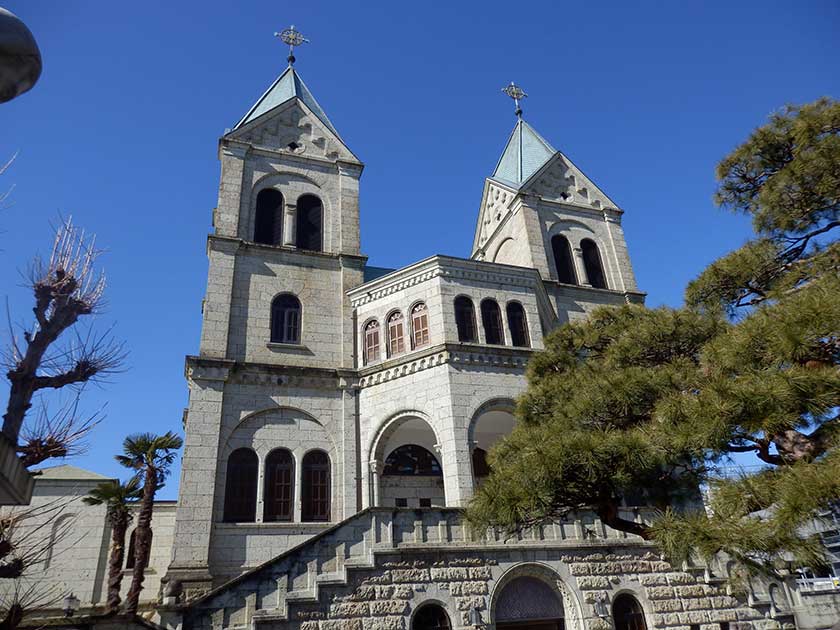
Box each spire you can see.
[233,66,338,134]
[492,118,556,188]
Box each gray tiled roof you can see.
[233,66,338,136]
[492,119,556,188]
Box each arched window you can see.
[411,302,430,349]
[387,311,405,357]
[254,188,284,245]
[125,529,152,569]
[613,593,647,630]
[301,450,331,522]
[412,604,451,630]
[551,234,577,284]
[263,449,294,522]
[270,294,301,344]
[472,447,490,478]
[481,299,504,345]
[454,296,477,343]
[296,194,322,251]
[506,302,530,347]
[581,238,607,289]
[363,320,380,364]
[223,448,258,522]
[383,445,442,476]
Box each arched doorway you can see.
[612,593,647,630]
[469,402,516,490]
[495,576,565,629]
[371,415,444,508]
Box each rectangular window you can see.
[395,498,408,508]
[419,498,432,508]
[284,310,300,344]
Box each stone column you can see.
[339,375,360,519]
[282,202,297,247]
[199,238,240,359]
[164,359,232,599]
[369,460,381,507]
[573,245,592,287]
[337,161,362,256]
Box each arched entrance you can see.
[495,576,565,629]
[612,593,647,630]
[469,401,516,490]
[370,415,445,508]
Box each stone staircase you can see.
[164,506,658,629]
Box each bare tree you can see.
[2,217,124,457]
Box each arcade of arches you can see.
[370,404,518,508]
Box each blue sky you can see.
[1,1,838,497]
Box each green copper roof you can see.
[233,66,338,136]
[492,119,556,188]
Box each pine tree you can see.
[467,98,840,574]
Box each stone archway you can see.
[369,414,445,508]
[468,399,516,492]
[491,564,568,630]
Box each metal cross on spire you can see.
[502,81,527,118]
[275,25,309,66]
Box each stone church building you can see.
[13,44,840,630]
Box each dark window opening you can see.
[551,234,577,284]
[395,498,408,508]
[263,449,294,522]
[125,529,152,569]
[302,450,331,522]
[419,498,432,508]
[454,296,477,343]
[613,593,647,630]
[254,188,284,245]
[383,444,442,476]
[287,141,300,151]
[472,447,491,478]
[481,299,504,345]
[412,604,451,630]
[271,294,301,344]
[223,448,258,522]
[296,194,322,251]
[581,238,607,289]
[506,301,530,347]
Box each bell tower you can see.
[167,28,366,597]
[472,82,642,306]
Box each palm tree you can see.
[116,431,182,615]
[82,478,141,613]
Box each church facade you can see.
[147,53,820,630]
[15,46,840,630]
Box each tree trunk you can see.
[124,466,155,614]
[0,603,23,630]
[106,514,128,613]
[595,497,653,540]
